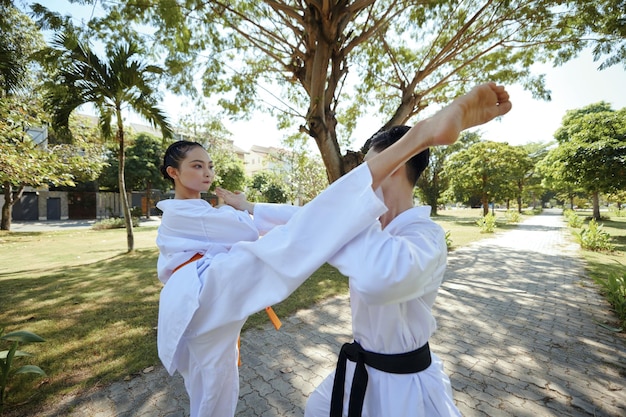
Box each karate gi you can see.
[311,206,460,416]
[254,202,461,416]
[155,164,387,417]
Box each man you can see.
[304,125,461,416]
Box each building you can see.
[5,117,290,221]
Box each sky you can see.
[30,0,626,151]
[188,49,626,151]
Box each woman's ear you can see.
[166,166,178,180]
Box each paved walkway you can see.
[29,209,625,416]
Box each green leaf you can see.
[1,331,46,344]
[13,365,46,376]
[0,350,33,360]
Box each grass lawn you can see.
[431,207,530,249]
[0,209,527,415]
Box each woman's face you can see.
[168,146,215,199]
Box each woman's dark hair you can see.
[362,126,429,187]
[160,140,205,184]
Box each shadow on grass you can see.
[0,249,162,416]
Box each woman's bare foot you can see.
[365,83,511,189]
[426,82,512,147]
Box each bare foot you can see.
[426,82,512,147]
[365,83,511,189]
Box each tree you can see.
[416,131,480,215]
[518,142,551,210]
[40,29,173,251]
[89,0,611,183]
[558,0,626,70]
[0,95,105,230]
[537,149,585,210]
[99,133,170,218]
[272,133,328,205]
[445,141,523,216]
[547,103,626,220]
[507,145,535,213]
[249,172,288,203]
[0,1,44,95]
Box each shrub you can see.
[564,209,584,228]
[92,217,140,230]
[476,213,497,233]
[130,206,143,218]
[0,329,46,413]
[504,210,522,223]
[445,230,452,250]
[592,271,626,330]
[573,219,615,252]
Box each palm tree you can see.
[42,31,173,251]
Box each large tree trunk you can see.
[117,111,134,252]
[592,191,601,221]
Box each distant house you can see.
[5,116,292,221]
[244,145,290,177]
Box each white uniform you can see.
[155,164,387,417]
[315,206,461,416]
[255,203,461,416]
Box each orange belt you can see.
[173,253,282,366]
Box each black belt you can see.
[329,341,431,417]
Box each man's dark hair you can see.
[362,126,429,186]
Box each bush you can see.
[573,219,615,252]
[564,209,583,228]
[130,206,143,218]
[445,230,452,250]
[0,329,46,413]
[476,213,497,233]
[504,210,522,223]
[92,217,140,230]
[592,271,626,330]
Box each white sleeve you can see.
[328,220,447,305]
[252,203,300,235]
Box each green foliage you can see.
[273,134,328,204]
[476,213,497,233]
[81,0,610,182]
[573,219,615,252]
[210,147,247,193]
[39,25,174,251]
[546,103,626,220]
[592,271,626,330]
[0,3,45,95]
[249,171,288,203]
[417,131,480,216]
[444,230,453,251]
[0,328,46,412]
[446,141,527,216]
[504,210,522,223]
[564,209,584,228]
[92,217,139,230]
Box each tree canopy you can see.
[70,0,623,183]
[545,102,626,219]
[445,140,525,215]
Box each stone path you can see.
[28,209,626,416]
